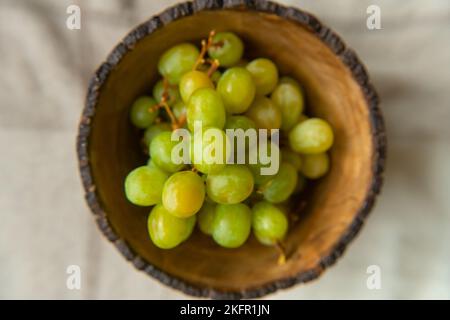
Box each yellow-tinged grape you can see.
[187,87,226,131]
[246,58,279,96]
[162,171,205,218]
[157,43,200,85]
[179,70,214,103]
[217,67,256,114]
[271,82,304,130]
[281,147,302,172]
[262,162,298,204]
[125,166,168,206]
[245,96,282,130]
[208,32,244,67]
[252,201,288,246]
[212,203,252,248]
[190,127,230,174]
[150,131,186,173]
[197,202,217,235]
[301,152,330,179]
[147,204,196,249]
[143,122,171,149]
[206,165,254,204]
[289,118,334,154]
[152,80,180,106]
[130,96,158,129]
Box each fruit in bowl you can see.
[124,31,335,264]
[77,1,385,299]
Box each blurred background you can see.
[0,0,449,299]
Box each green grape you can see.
[197,202,217,235]
[271,82,304,130]
[301,152,330,179]
[217,67,255,114]
[152,79,180,106]
[147,158,157,168]
[248,141,281,186]
[172,101,187,123]
[206,165,254,204]
[211,70,222,85]
[246,58,279,96]
[212,203,252,248]
[208,32,244,67]
[293,174,307,194]
[150,131,186,173]
[289,118,334,154]
[147,158,170,174]
[262,162,298,204]
[224,115,256,131]
[245,96,282,130]
[179,70,214,103]
[252,201,288,246]
[158,43,200,85]
[130,96,158,129]
[281,147,302,172]
[162,171,205,218]
[190,127,230,174]
[143,122,171,149]
[124,166,168,206]
[147,204,196,249]
[279,76,301,89]
[187,87,226,131]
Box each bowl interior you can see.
[88,9,373,292]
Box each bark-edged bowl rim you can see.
[76,0,386,299]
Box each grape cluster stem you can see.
[148,78,185,130]
[193,30,221,77]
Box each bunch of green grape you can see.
[124,31,334,262]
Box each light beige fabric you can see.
[0,0,449,299]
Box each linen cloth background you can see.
[0,0,449,299]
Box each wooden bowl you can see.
[77,0,386,299]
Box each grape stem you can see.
[149,78,183,130]
[275,241,287,265]
[206,58,220,77]
[193,30,216,71]
[177,114,187,128]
